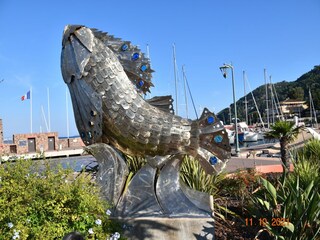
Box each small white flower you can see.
[26,219,31,223]
[65,180,68,183]
[7,222,13,228]
[106,209,112,215]
[88,228,94,235]
[12,229,20,239]
[95,219,102,225]
[115,232,120,238]
[112,232,120,239]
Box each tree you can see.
[288,87,305,100]
[264,121,303,173]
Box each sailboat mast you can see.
[182,65,189,118]
[146,44,150,60]
[243,71,248,124]
[269,75,275,124]
[41,105,49,132]
[47,88,51,132]
[173,44,178,115]
[30,87,33,133]
[309,88,318,127]
[145,44,152,99]
[309,88,312,125]
[272,83,284,120]
[264,69,270,128]
[245,74,266,130]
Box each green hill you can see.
[217,65,320,124]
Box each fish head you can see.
[61,25,103,145]
[61,25,94,84]
[196,108,231,174]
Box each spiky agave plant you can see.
[250,153,320,240]
[179,155,239,222]
[121,155,147,191]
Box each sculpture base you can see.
[115,217,214,240]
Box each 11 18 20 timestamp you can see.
[245,218,290,227]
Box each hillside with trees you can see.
[217,65,320,125]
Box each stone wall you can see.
[0,144,11,156]
[57,137,85,150]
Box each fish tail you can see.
[190,108,231,173]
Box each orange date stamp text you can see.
[245,217,290,227]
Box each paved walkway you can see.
[225,155,281,172]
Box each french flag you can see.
[21,91,31,101]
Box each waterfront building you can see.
[0,118,84,156]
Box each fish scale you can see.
[61,25,231,173]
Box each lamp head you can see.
[219,66,228,79]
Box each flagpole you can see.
[66,87,70,147]
[30,87,33,133]
[47,88,51,132]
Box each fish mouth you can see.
[61,25,94,84]
[62,25,83,47]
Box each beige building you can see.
[0,118,84,156]
[10,132,59,154]
[279,99,308,116]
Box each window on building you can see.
[19,140,27,147]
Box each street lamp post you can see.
[220,63,240,157]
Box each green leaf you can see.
[257,197,270,210]
[261,178,277,202]
[304,180,314,198]
[284,222,294,233]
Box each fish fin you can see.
[146,95,174,114]
[90,28,154,95]
[193,108,231,172]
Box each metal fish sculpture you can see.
[61,25,230,174]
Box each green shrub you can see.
[219,168,261,200]
[249,158,320,240]
[0,159,123,239]
[299,139,320,164]
[289,156,320,190]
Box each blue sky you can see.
[0,0,319,138]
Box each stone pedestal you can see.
[117,217,214,240]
